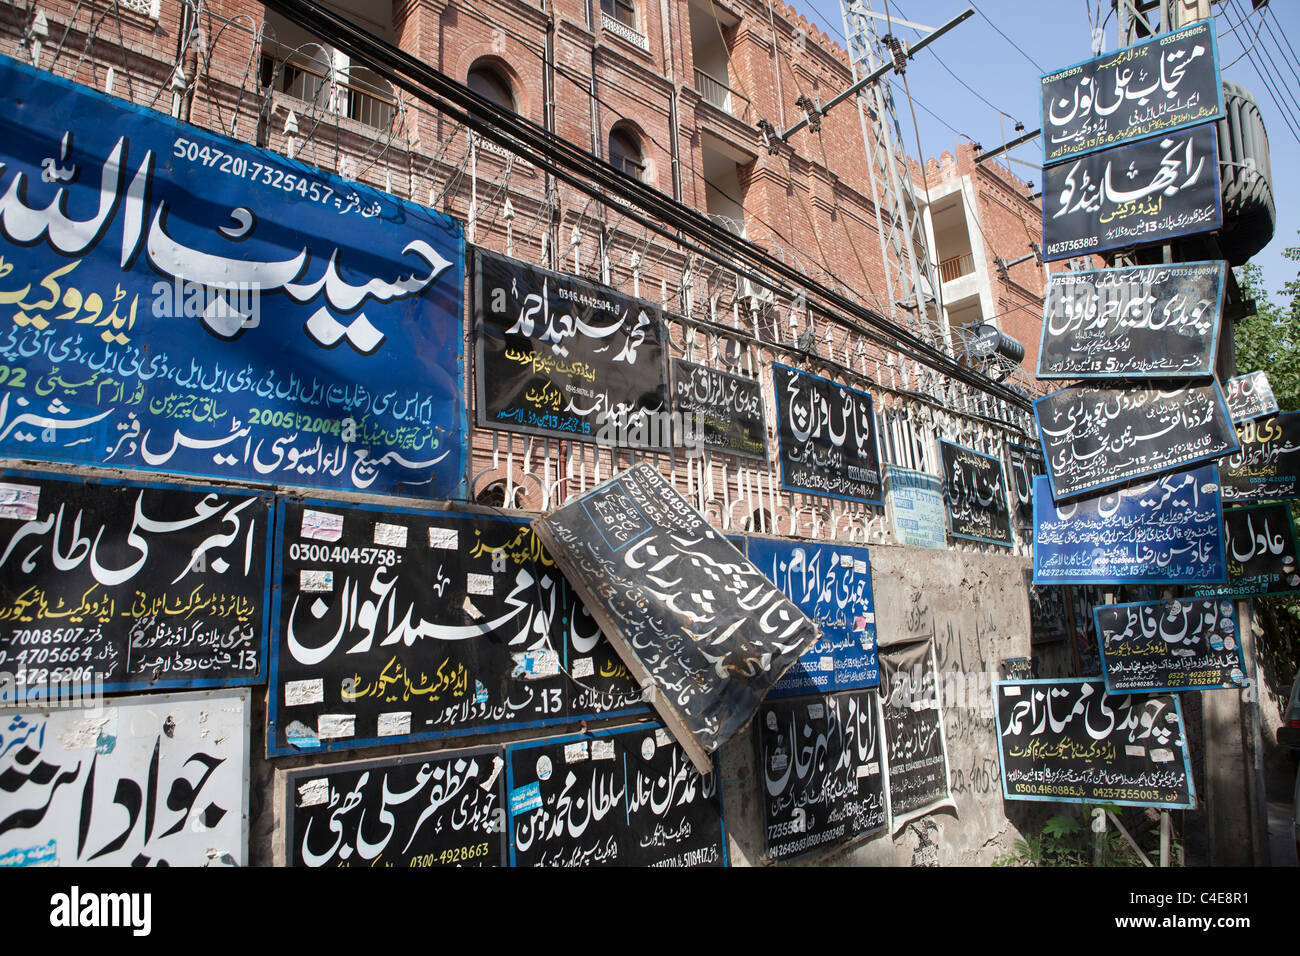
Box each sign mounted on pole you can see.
[1007,443,1045,529]
[0,55,467,498]
[532,464,819,774]
[1035,380,1238,501]
[1042,124,1222,262]
[1095,598,1247,693]
[995,679,1196,809]
[1219,411,1300,502]
[1037,261,1225,379]
[1224,371,1279,423]
[1190,502,1300,599]
[1032,466,1227,586]
[772,363,883,505]
[1041,19,1224,164]
[474,247,670,448]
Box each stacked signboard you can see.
[1008,19,1281,816]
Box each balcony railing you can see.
[602,11,650,51]
[939,252,975,283]
[695,68,750,123]
[262,44,397,132]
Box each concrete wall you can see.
[719,541,1074,867]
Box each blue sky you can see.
[784,0,1298,306]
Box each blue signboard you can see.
[0,54,465,497]
[746,537,879,695]
[1032,464,1227,585]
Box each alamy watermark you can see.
[0,670,105,714]
[592,409,706,457]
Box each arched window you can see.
[601,0,638,31]
[467,62,517,112]
[608,124,646,181]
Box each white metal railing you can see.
[695,67,750,122]
[602,11,650,51]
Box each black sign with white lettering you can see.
[1096,598,1246,693]
[532,463,819,774]
[1224,371,1279,423]
[773,363,882,505]
[1042,124,1222,262]
[284,747,508,867]
[1219,411,1300,502]
[0,470,272,696]
[756,689,888,862]
[1007,443,1044,529]
[505,724,726,867]
[1035,381,1238,500]
[1191,502,1300,599]
[671,359,767,459]
[268,499,644,757]
[1041,20,1224,164]
[473,247,670,447]
[880,639,953,827]
[939,441,1012,546]
[995,679,1195,808]
[1037,261,1224,379]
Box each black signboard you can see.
[1037,261,1224,378]
[1042,124,1222,262]
[284,746,508,867]
[939,440,1012,546]
[267,499,644,756]
[772,363,883,505]
[505,724,727,867]
[0,471,272,695]
[1225,371,1279,423]
[880,639,953,828]
[1035,380,1238,500]
[1025,571,1069,644]
[1041,19,1224,164]
[1191,502,1300,599]
[532,463,820,774]
[1219,411,1300,502]
[474,247,670,447]
[671,359,767,460]
[995,679,1196,808]
[1007,443,1044,529]
[1095,598,1246,693]
[756,689,888,861]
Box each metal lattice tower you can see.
[841,0,948,354]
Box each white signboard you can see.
[0,689,249,866]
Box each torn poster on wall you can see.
[268,499,644,757]
[283,746,508,867]
[746,537,879,696]
[880,639,954,831]
[0,688,249,866]
[1041,123,1222,262]
[671,359,767,459]
[1036,261,1224,379]
[884,465,946,549]
[1190,502,1300,599]
[1035,380,1237,500]
[1032,466,1227,585]
[505,724,726,867]
[1219,411,1300,502]
[531,463,819,774]
[1224,371,1278,423]
[0,471,272,697]
[0,55,466,497]
[756,689,888,862]
[1041,19,1224,164]
[995,679,1195,808]
[939,440,1012,546]
[1095,598,1246,693]
[1007,443,1045,530]
[772,363,883,505]
[474,247,669,448]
